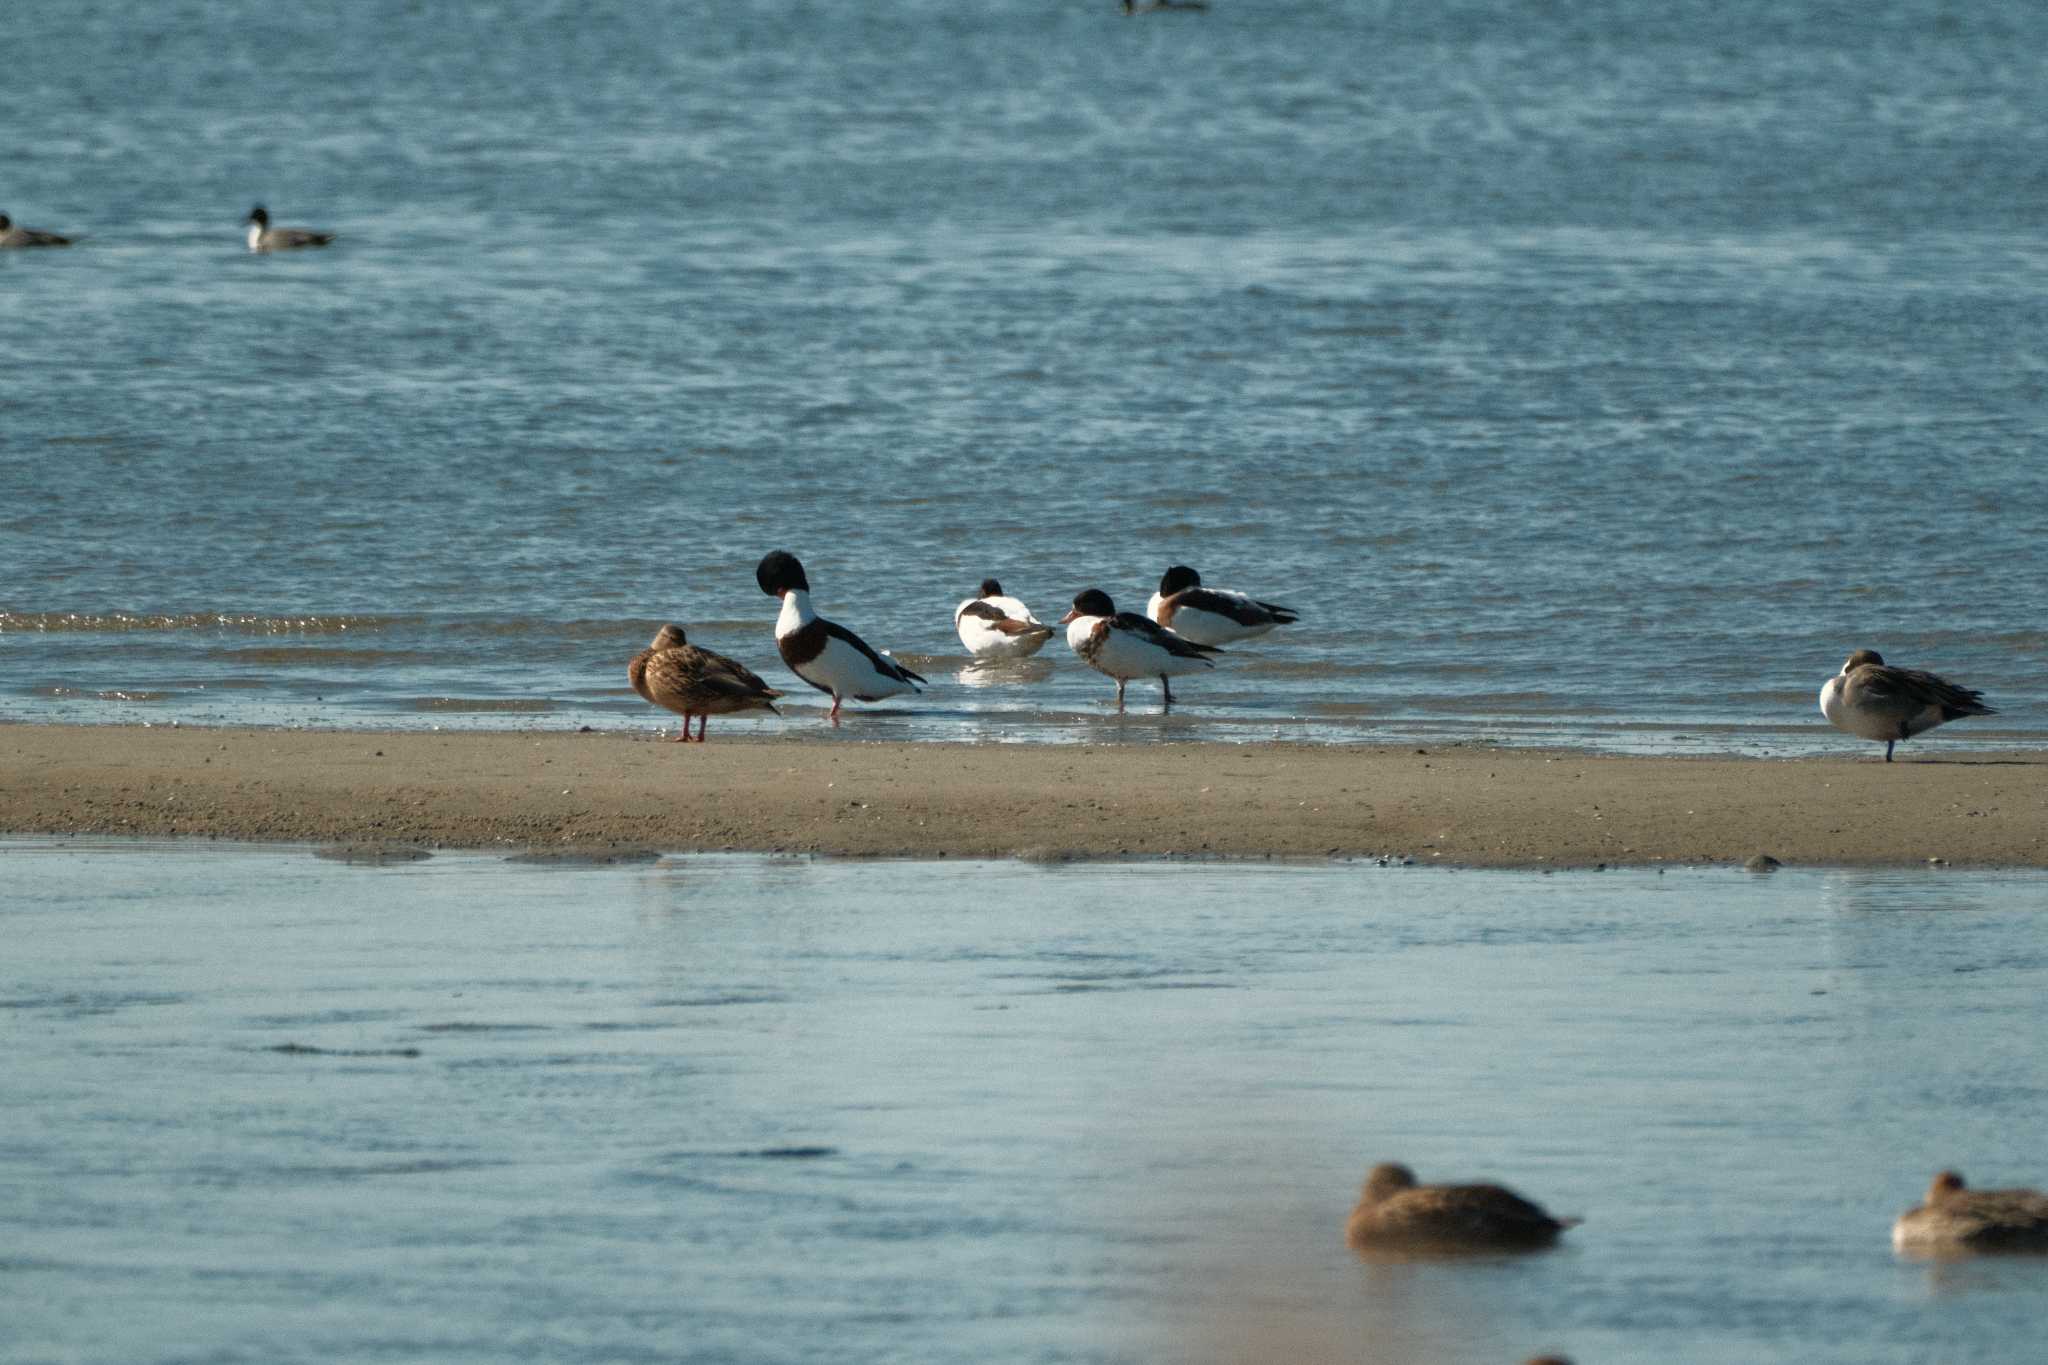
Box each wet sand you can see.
[4,724,2043,866]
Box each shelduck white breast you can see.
[1060,587,1222,712]
[1145,564,1299,647]
[757,550,926,723]
[244,205,335,252]
[954,578,1055,660]
[1818,649,1995,762]
[627,623,782,743]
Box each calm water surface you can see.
[5,843,2048,1363]
[3,1,2047,752]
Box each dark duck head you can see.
[755,551,811,598]
[1060,588,1117,623]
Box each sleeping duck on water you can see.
[0,213,77,248]
[955,578,1056,660]
[1345,1162,1579,1253]
[244,205,335,252]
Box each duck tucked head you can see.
[1361,1162,1419,1204]
[1061,588,1116,623]
[979,578,1004,598]
[650,624,686,650]
[1844,648,1885,672]
[1928,1170,1968,1202]
[1158,564,1201,596]
[245,206,269,227]
[756,551,810,598]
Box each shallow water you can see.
[5,842,2048,1362]
[4,1,2048,752]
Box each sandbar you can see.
[3,724,2044,867]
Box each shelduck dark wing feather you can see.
[1251,597,1300,623]
[1177,586,1297,627]
[1111,610,1223,659]
[821,618,926,686]
[992,617,1054,639]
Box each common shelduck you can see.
[1819,649,1995,761]
[0,214,76,249]
[1893,1171,2048,1255]
[628,624,782,743]
[1145,565,1299,647]
[1345,1162,1579,1253]
[1060,587,1222,712]
[244,206,335,252]
[756,550,926,723]
[954,578,1055,660]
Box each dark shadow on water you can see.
[263,1042,423,1058]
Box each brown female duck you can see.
[628,624,782,742]
[1893,1170,2048,1255]
[1346,1162,1578,1253]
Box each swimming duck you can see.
[756,551,926,723]
[1819,649,1995,761]
[627,623,782,743]
[1122,0,1208,11]
[244,205,335,252]
[1145,565,1299,647]
[0,214,76,248]
[954,578,1056,660]
[1893,1170,2048,1255]
[1060,587,1222,712]
[1345,1162,1578,1253]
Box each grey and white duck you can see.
[1819,649,1995,761]
[0,213,77,248]
[244,205,335,252]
